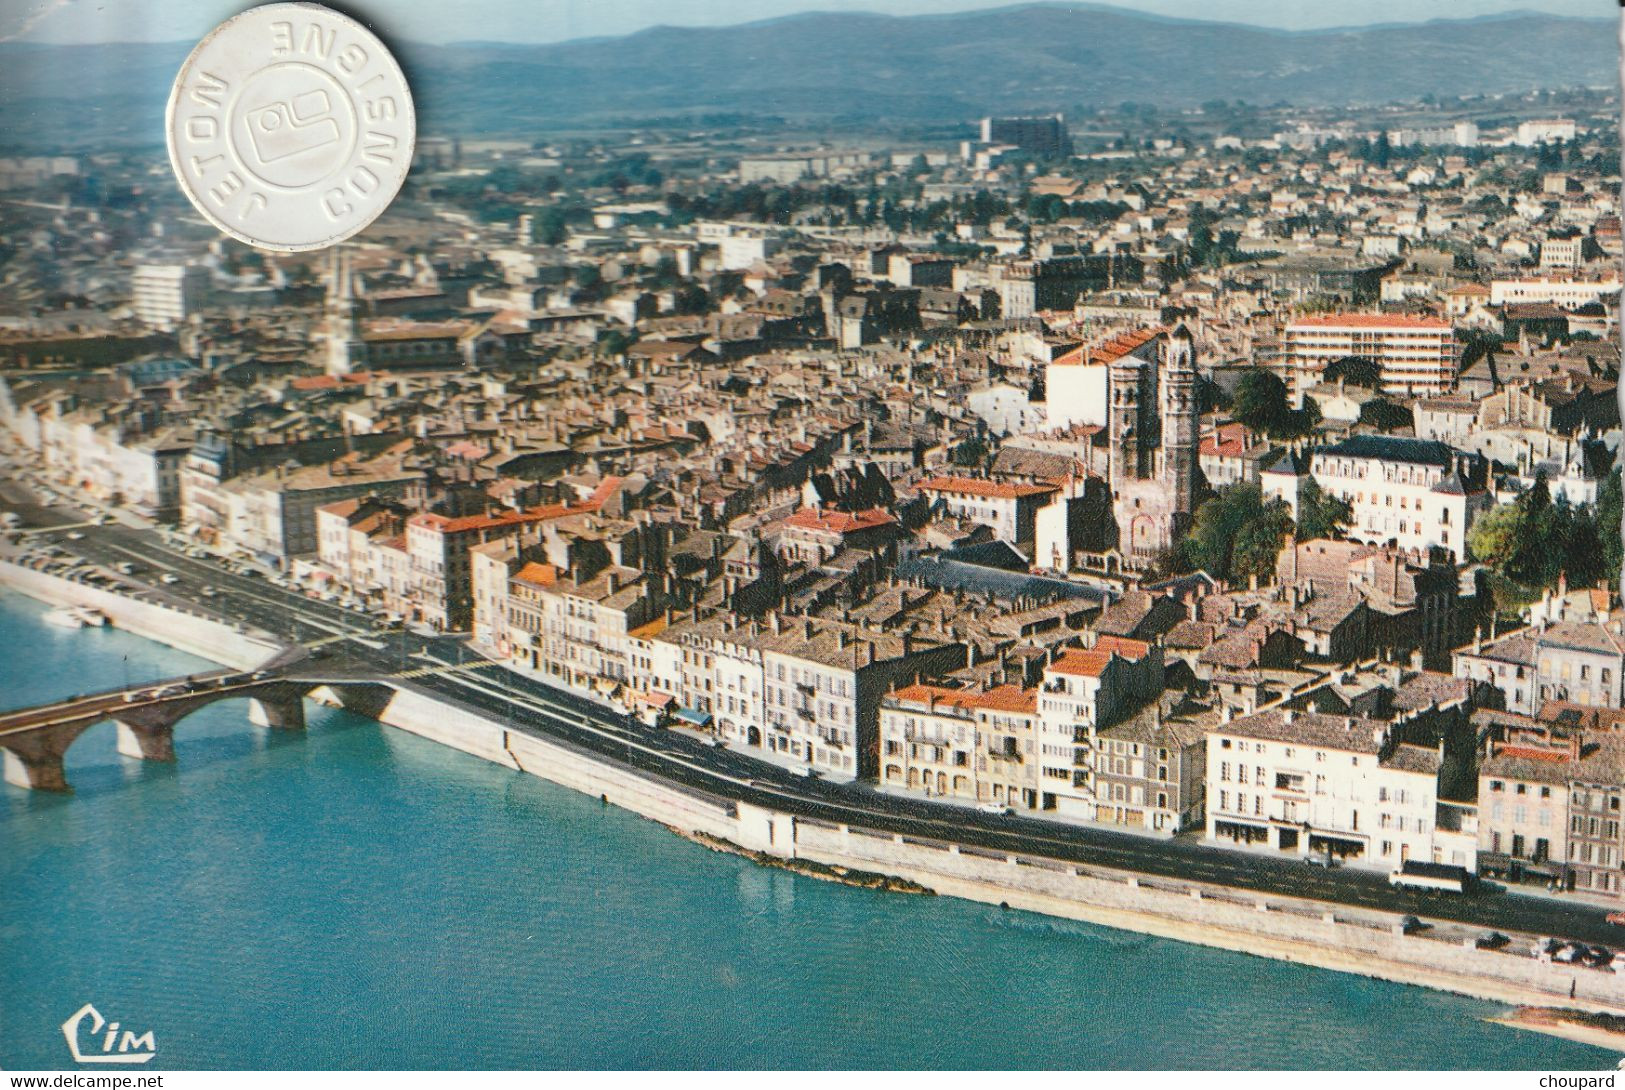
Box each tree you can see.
[1358,398,1413,433]
[1600,467,1623,592]
[1467,503,1523,574]
[1177,483,1294,585]
[951,437,988,468]
[1469,471,1609,594]
[1232,371,1291,435]
[1323,355,1382,388]
[597,330,633,358]
[1295,478,1352,540]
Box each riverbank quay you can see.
[321,679,1625,1019]
[6,559,1625,1024]
[1490,1008,1625,1052]
[0,558,283,670]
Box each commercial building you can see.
[1206,708,1472,873]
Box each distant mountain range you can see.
[0,4,1614,149]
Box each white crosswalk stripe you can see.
[394,660,498,679]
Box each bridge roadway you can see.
[16,523,1625,949]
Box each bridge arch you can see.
[0,676,395,792]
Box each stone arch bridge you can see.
[0,668,396,792]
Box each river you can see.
[0,589,1615,1069]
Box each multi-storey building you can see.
[1475,711,1576,889]
[1282,314,1458,402]
[132,264,210,330]
[915,476,1057,548]
[652,611,965,781]
[216,453,419,564]
[1035,637,1164,818]
[878,683,1039,805]
[1489,277,1621,309]
[505,563,660,693]
[1090,702,1209,835]
[1205,708,1472,872]
[1309,435,1489,559]
[1454,618,1625,715]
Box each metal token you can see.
[165,2,415,252]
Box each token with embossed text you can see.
[166,2,415,252]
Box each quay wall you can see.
[9,564,1624,1020]
[777,817,1625,1015]
[0,560,282,672]
[372,685,740,840]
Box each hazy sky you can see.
[0,0,1608,45]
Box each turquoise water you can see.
[0,589,1617,1070]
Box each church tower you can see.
[1159,324,1199,524]
[1108,354,1143,483]
[323,248,366,377]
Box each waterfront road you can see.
[16,520,1625,949]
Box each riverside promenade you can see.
[5,544,1625,1025]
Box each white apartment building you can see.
[878,683,1040,806]
[1539,238,1586,271]
[29,407,190,521]
[132,264,210,330]
[1282,314,1457,403]
[1489,277,1621,309]
[506,564,656,694]
[1206,708,1472,872]
[916,476,1058,546]
[216,454,419,563]
[1516,119,1578,147]
[1309,435,1488,559]
[1035,637,1163,818]
[658,612,965,781]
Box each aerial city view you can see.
[3,0,1625,1073]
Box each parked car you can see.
[160,573,180,584]
[977,802,1015,816]
[1475,931,1510,950]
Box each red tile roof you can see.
[1288,314,1451,330]
[514,562,557,587]
[918,476,1058,501]
[784,507,897,534]
[1048,649,1114,678]
[1051,326,1164,367]
[889,683,1038,714]
[1094,635,1152,661]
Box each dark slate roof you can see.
[1263,450,1304,476]
[1434,472,1467,496]
[940,539,1031,571]
[896,556,1106,605]
[1319,434,1456,468]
